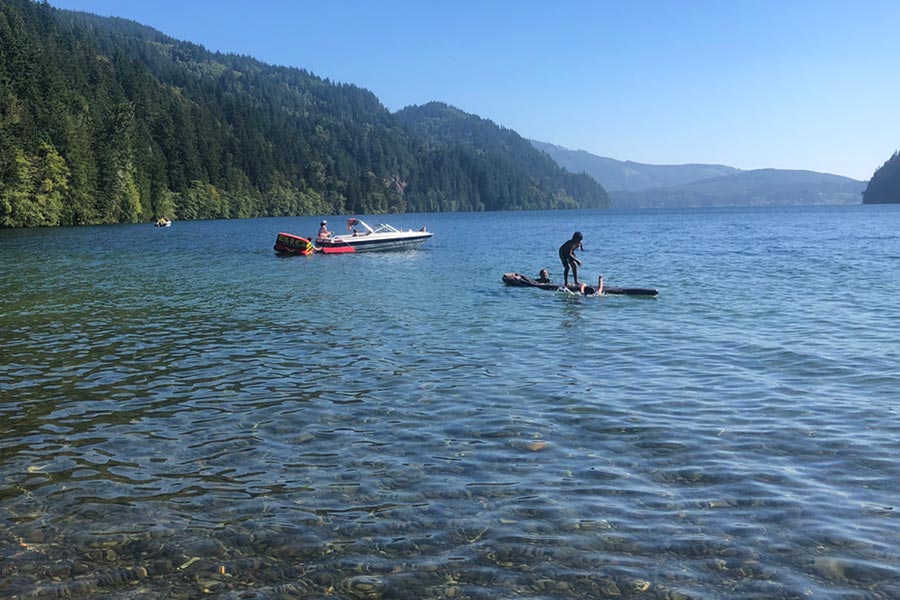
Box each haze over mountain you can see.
[610,169,865,209]
[531,141,740,193]
[532,141,866,209]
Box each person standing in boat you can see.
[317,220,332,240]
[558,231,584,287]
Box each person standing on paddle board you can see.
[559,232,584,286]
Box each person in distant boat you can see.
[317,220,332,240]
[536,269,551,284]
[558,231,584,286]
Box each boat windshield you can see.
[347,218,376,234]
[344,219,411,235]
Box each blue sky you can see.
[48,0,899,180]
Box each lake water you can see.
[2,206,900,599]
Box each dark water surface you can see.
[2,207,900,599]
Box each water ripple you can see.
[3,209,900,598]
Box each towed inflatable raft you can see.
[274,233,354,255]
[503,273,658,297]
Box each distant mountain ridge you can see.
[532,140,865,208]
[531,141,740,192]
[611,169,865,209]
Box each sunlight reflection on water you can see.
[2,207,900,598]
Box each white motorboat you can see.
[315,218,432,253]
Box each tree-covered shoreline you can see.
[0,0,609,228]
[863,151,900,204]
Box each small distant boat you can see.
[155,217,172,227]
[274,218,432,255]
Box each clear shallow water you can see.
[2,206,900,599]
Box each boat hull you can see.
[318,232,432,253]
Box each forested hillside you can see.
[0,0,608,228]
[862,151,900,204]
[395,103,609,212]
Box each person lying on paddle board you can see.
[572,275,603,295]
[558,232,584,286]
[503,272,602,295]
